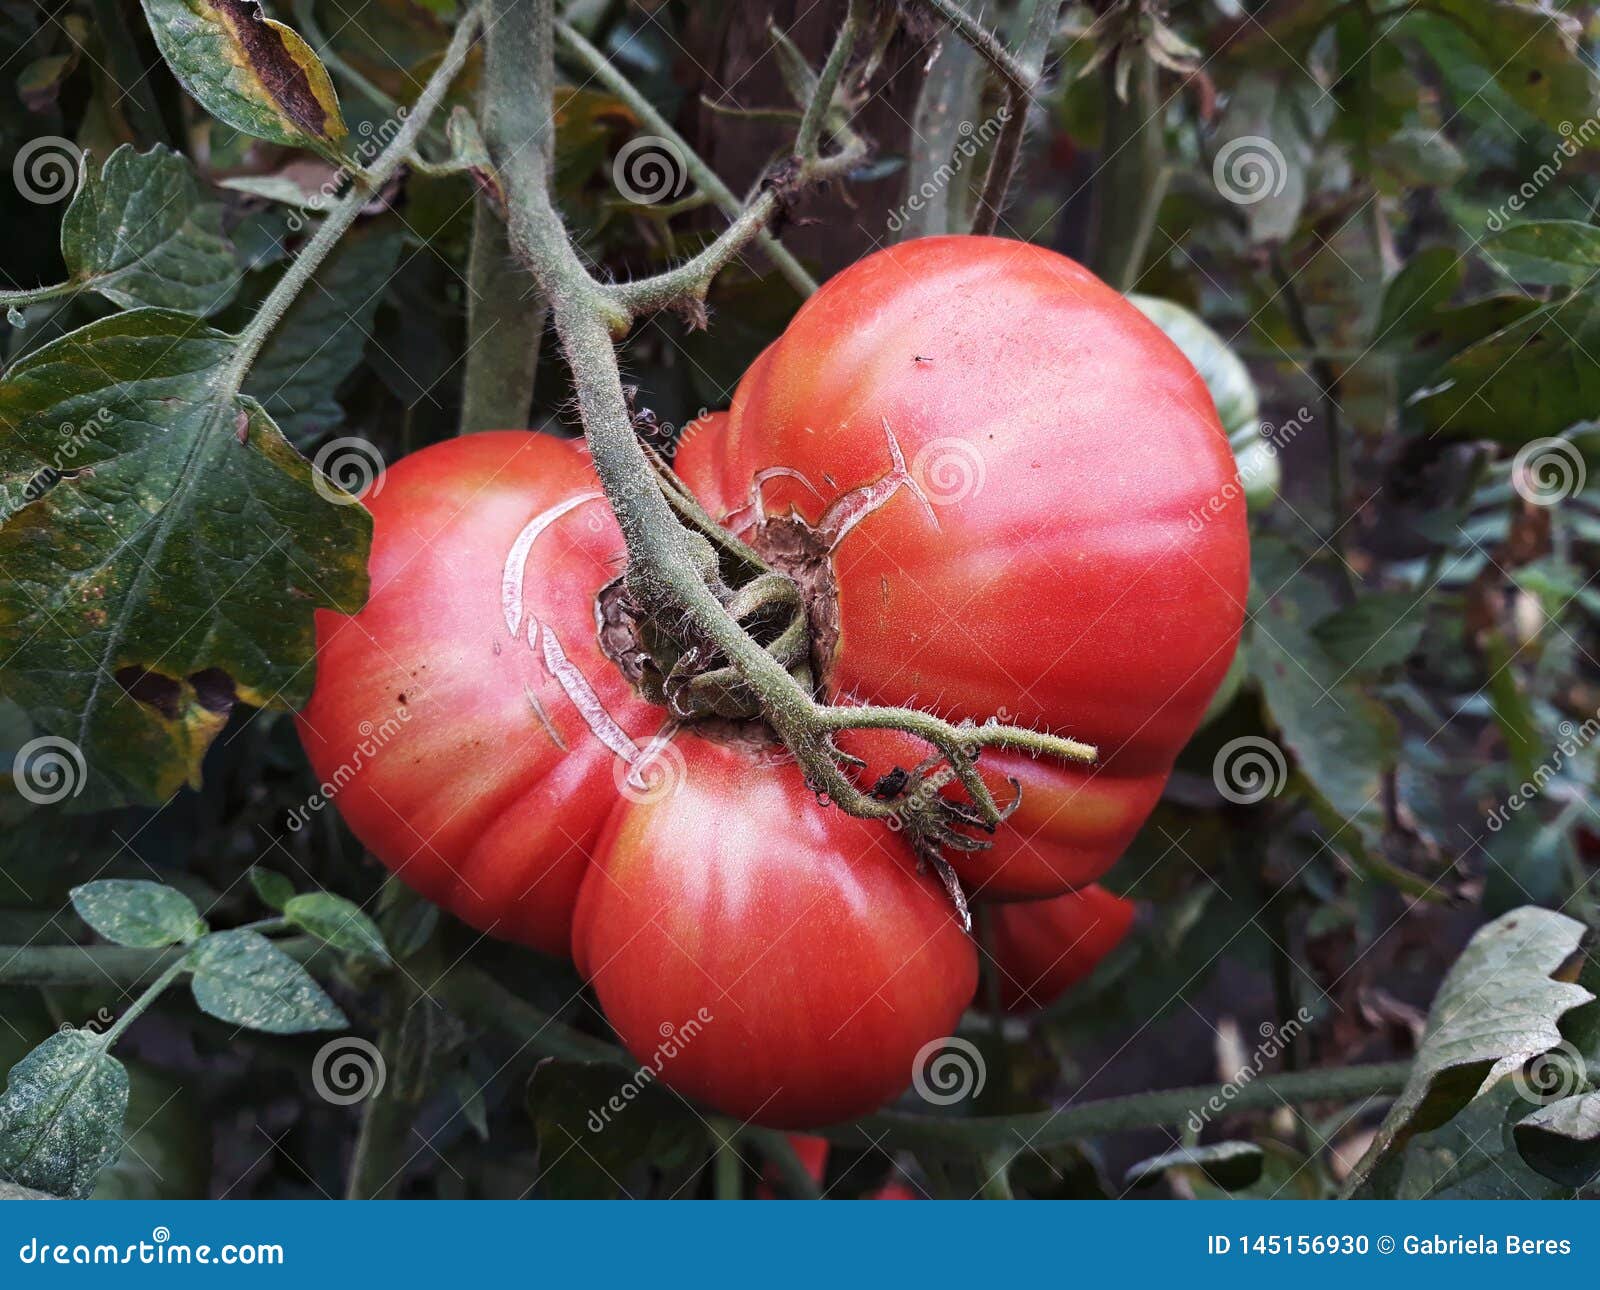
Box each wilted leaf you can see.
[139,0,347,156]
[1344,906,1592,1196]
[0,1032,127,1200]
[60,144,237,315]
[283,891,389,962]
[0,308,370,805]
[69,878,206,947]
[187,929,347,1033]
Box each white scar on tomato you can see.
[500,490,644,760]
[723,417,939,548]
[500,491,603,636]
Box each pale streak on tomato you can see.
[501,490,603,636]
[533,612,644,765]
[814,417,940,548]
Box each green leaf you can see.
[283,892,390,963]
[1246,539,1398,842]
[1390,1078,1572,1199]
[0,308,371,805]
[1375,246,1463,342]
[0,1032,128,1200]
[1125,1140,1264,1191]
[187,929,346,1033]
[1426,0,1598,134]
[138,0,347,157]
[527,1058,704,1200]
[247,866,294,911]
[60,144,237,315]
[243,224,403,446]
[1344,906,1592,1196]
[1482,221,1600,288]
[1416,293,1600,442]
[1312,591,1426,674]
[1515,1092,1600,1188]
[69,879,205,947]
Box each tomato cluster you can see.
[298,236,1247,1127]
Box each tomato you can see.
[298,431,974,1127]
[986,885,1135,1013]
[676,236,1249,900]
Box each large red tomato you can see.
[987,885,1135,1013]
[676,235,1249,901]
[297,431,975,1127]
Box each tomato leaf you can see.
[1343,906,1592,1197]
[69,879,206,947]
[138,0,347,157]
[60,144,237,315]
[1125,1140,1263,1191]
[1387,1078,1572,1199]
[0,308,370,806]
[187,929,347,1033]
[1482,220,1600,288]
[243,223,403,447]
[283,892,390,963]
[0,1032,128,1200]
[247,865,294,911]
[1422,0,1598,134]
[1514,1093,1600,1189]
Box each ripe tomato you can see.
[297,431,974,1127]
[986,885,1135,1013]
[676,235,1249,900]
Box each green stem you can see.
[902,37,982,239]
[460,198,545,433]
[553,19,816,299]
[96,956,189,1048]
[829,1061,1412,1155]
[1091,54,1168,290]
[0,280,83,309]
[711,1120,745,1200]
[742,1127,823,1199]
[0,936,325,989]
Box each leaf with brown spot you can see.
[139,0,347,156]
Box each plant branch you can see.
[1090,52,1167,290]
[0,936,326,990]
[553,18,816,299]
[460,196,545,433]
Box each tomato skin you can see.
[571,735,977,1129]
[987,885,1135,1013]
[297,432,659,956]
[677,235,1249,899]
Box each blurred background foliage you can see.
[2,0,1600,1199]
